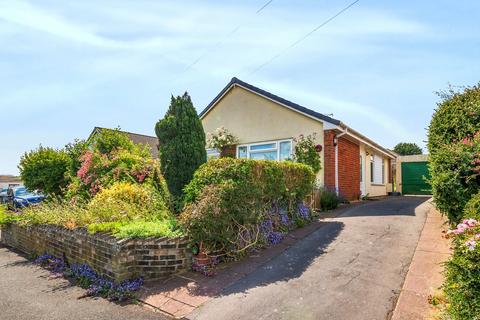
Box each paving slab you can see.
[391,205,451,320]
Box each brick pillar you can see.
[338,137,360,200]
[324,130,336,191]
[220,145,236,158]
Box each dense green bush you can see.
[19,146,70,196]
[428,84,480,155]
[318,187,340,211]
[181,158,315,256]
[155,93,207,208]
[429,133,480,222]
[444,202,480,319]
[393,142,422,156]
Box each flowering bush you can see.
[181,158,315,258]
[34,253,143,302]
[444,214,480,319]
[206,127,239,153]
[66,128,169,205]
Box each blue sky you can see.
[1,0,479,175]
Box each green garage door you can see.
[401,162,432,195]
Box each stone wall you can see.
[1,223,191,282]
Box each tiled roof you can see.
[199,77,341,125]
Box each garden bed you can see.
[1,223,191,282]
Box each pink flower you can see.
[466,239,477,251]
[475,233,480,240]
[462,219,478,228]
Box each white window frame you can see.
[236,139,293,161]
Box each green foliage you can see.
[443,209,480,319]
[318,188,340,211]
[87,219,183,239]
[155,93,207,207]
[64,139,89,179]
[90,127,136,155]
[293,133,321,173]
[0,206,18,225]
[428,84,480,155]
[19,146,70,196]
[68,128,170,206]
[20,182,171,231]
[429,133,480,223]
[393,142,422,156]
[181,158,315,256]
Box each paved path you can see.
[188,197,431,320]
[392,205,450,320]
[0,245,169,320]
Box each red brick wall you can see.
[324,130,336,190]
[338,137,360,200]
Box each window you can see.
[370,154,385,185]
[236,139,293,162]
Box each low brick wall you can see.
[0,223,191,282]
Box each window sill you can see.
[371,183,386,186]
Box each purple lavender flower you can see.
[267,231,284,245]
[298,203,310,219]
[279,207,290,226]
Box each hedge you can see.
[180,158,315,257]
[428,84,480,155]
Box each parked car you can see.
[9,187,44,210]
[0,188,7,204]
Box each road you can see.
[0,245,168,320]
[188,197,431,320]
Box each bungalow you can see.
[200,77,396,200]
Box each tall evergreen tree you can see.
[155,93,206,209]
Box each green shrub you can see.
[443,205,480,319]
[429,134,480,223]
[155,93,207,208]
[20,182,171,230]
[318,188,340,211]
[293,133,322,173]
[181,158,315,256]
[87,182,169,222]
[428,84,480,155]
[19,146,70,196]
[87,220,183,239]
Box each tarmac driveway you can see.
[188,196,431,320]
[0,245,168,320]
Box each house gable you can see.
[201,85,325,144]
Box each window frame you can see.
[236,139,293,161]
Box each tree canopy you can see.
[393,142,422,156]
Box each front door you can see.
[360,155,366,196]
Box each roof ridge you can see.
[199,77,341,125]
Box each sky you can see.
[1,0,479,175]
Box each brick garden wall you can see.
[1,224,191,282]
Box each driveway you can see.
[0,245,168,320]
[188,196,431,320]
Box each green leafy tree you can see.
[18,146,70,195]
[393,142,422,156]
[428,84,480,155]
[155,93,207,208]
